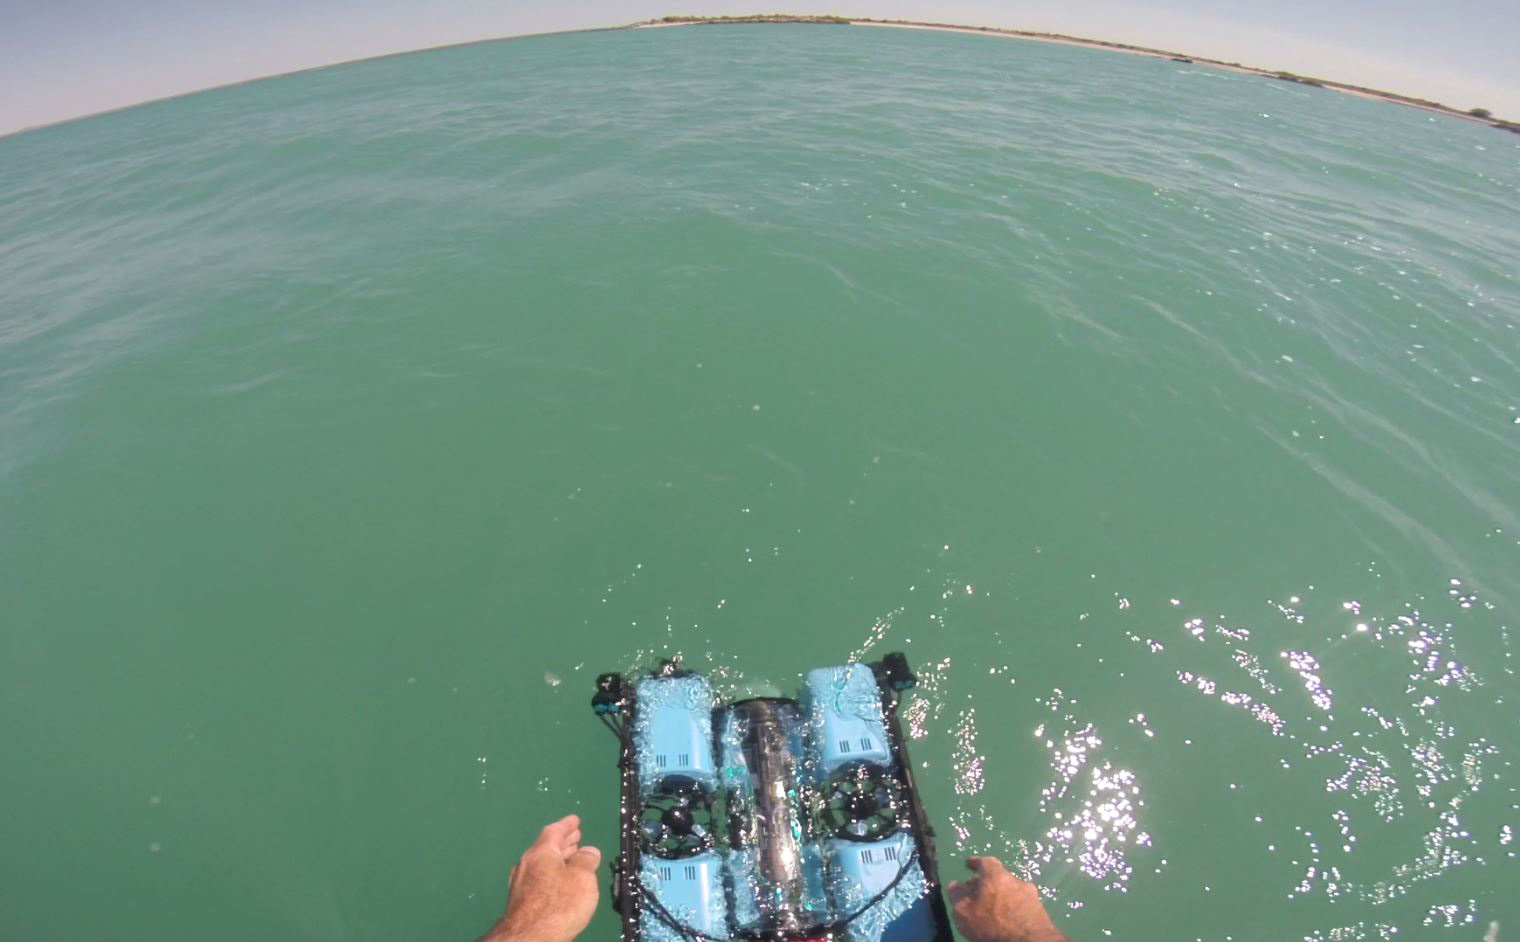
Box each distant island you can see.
[632,15,1518,133]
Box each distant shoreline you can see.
[4,14,1510,140]
[631,15,1519,133]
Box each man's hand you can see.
[482,815,602,942]
[945,857,1069,942]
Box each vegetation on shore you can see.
[654,14,849,24]
[1273,71,1325,88]
[634,14,1513,128]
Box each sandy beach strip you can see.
[627,17,1510,128]
[851,20,1173,56]
[849,21,1498,126]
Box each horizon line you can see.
[0,24,617,141]
[3,15,1513,142]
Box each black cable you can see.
[833,847,922,929]
[599,714,628,740]
[636,847,922,942]
[636,881,731,942]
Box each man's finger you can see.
[944,880,974,905]
[534,815,581,852]
[966,856,1007,876]
[566,845,603,873]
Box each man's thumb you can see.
[567,846,602,873]
[966,856,1007,876]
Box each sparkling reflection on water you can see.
[899,568,1514,938]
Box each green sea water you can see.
[2,22,1518,941]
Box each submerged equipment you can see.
[591,654,953,942]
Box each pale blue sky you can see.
[2,0,1516,135]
